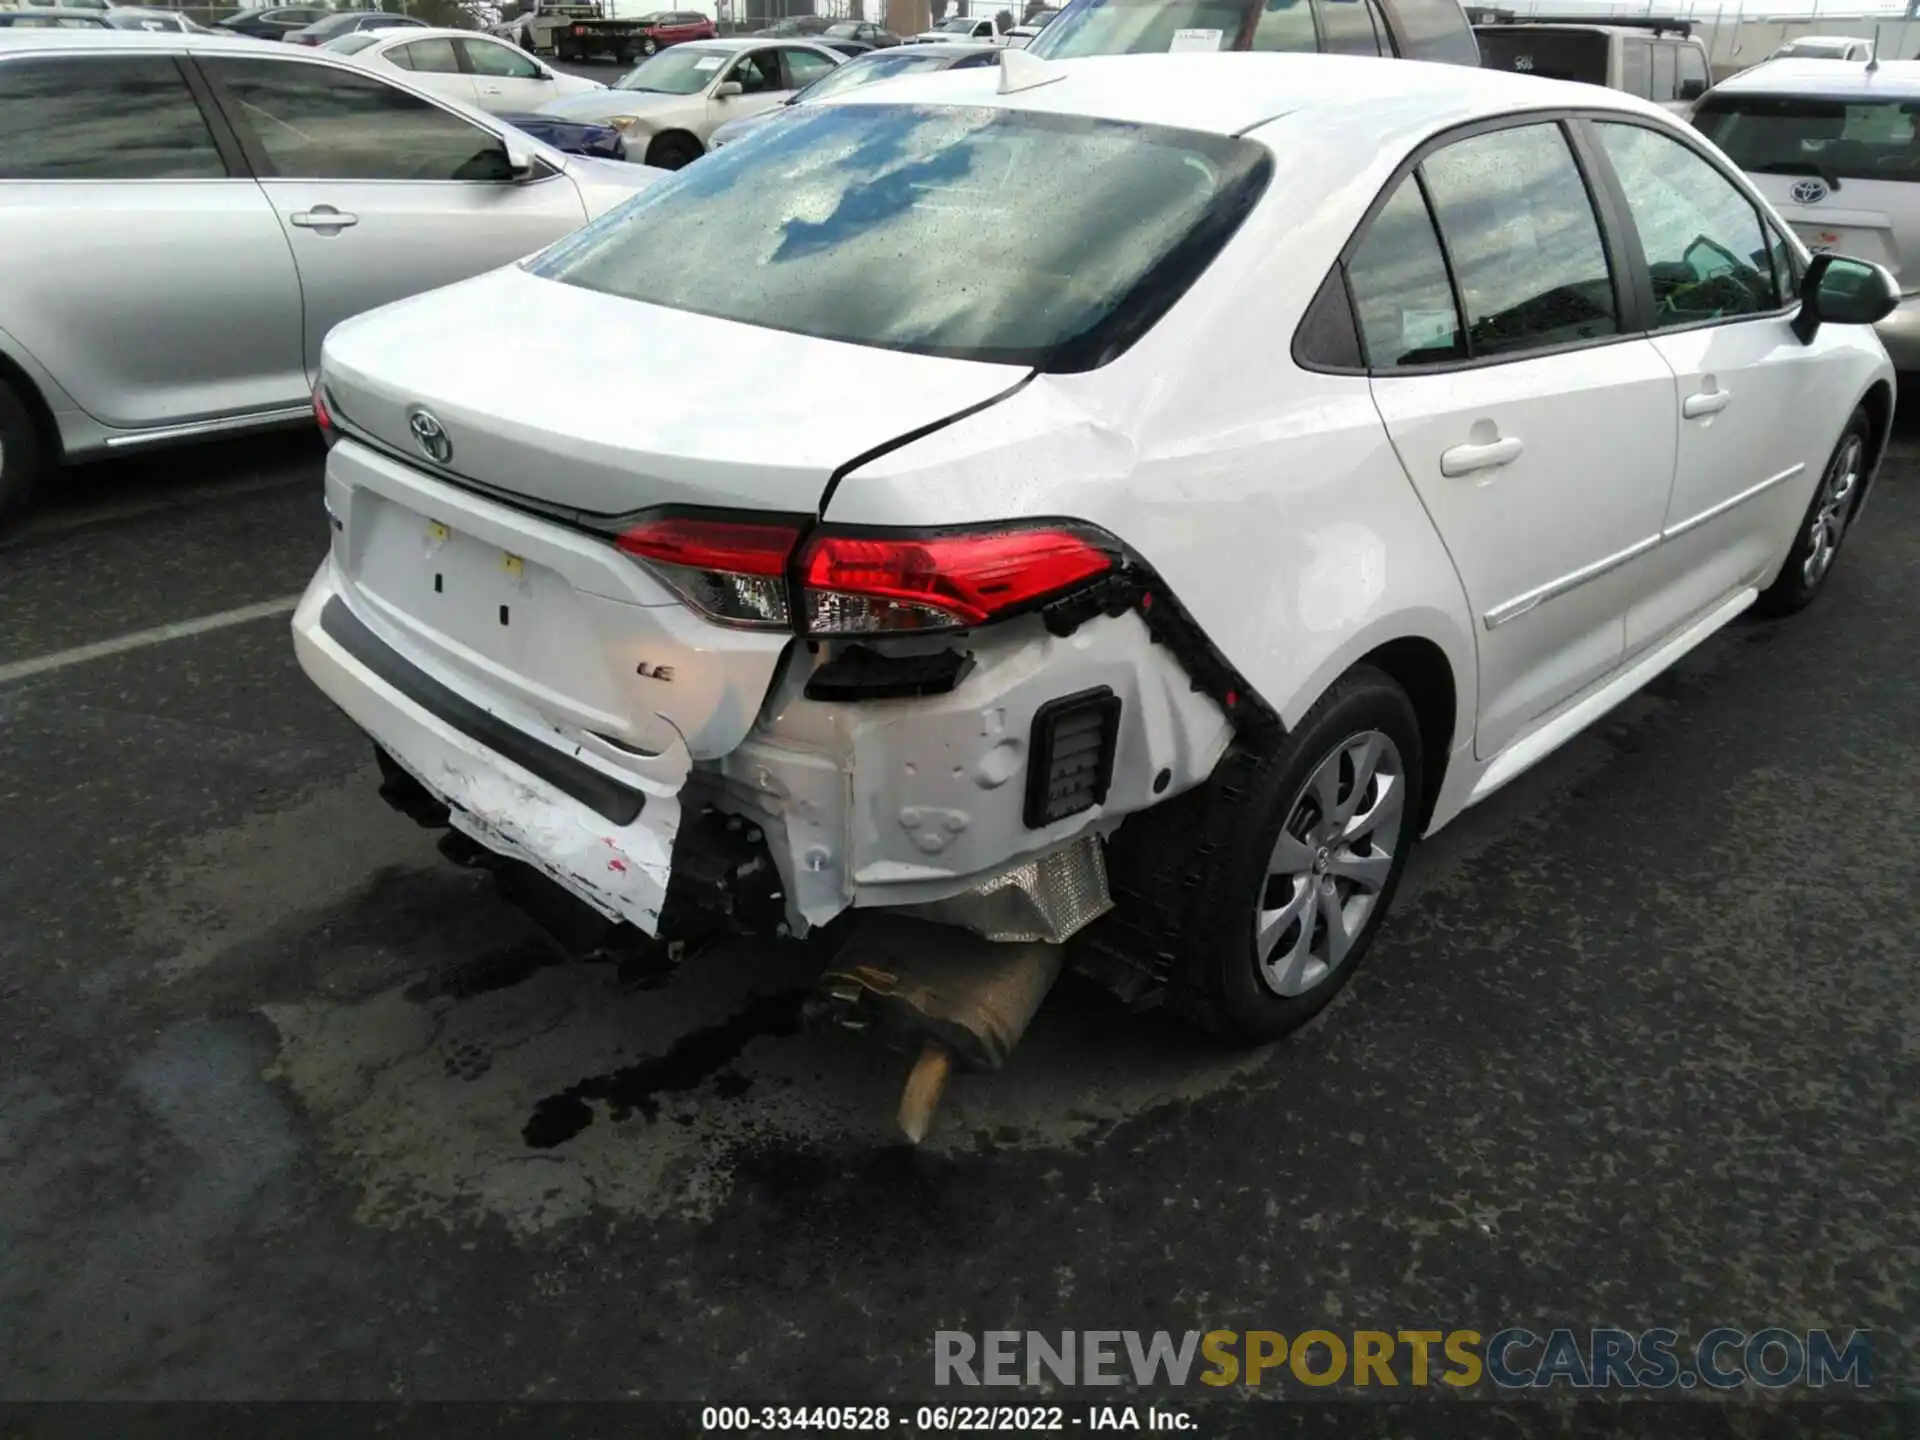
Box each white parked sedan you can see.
[533,36,841,168]
[326,25,605,113]
[295,51,1896,1044]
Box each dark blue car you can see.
[496,112,627,163]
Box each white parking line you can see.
[0,595,303,685]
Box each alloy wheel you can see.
[1803,433,1863,589]
[1255,730,1406,997]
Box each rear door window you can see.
[1345,175,1464,366]
[1650,42,1675,102]
[1251,0,1315,51]
[1621,39,1650,98]
[1315,0,1384,55]
[1419,120,1618,357]
[393,37,462,73]
[781,46,837,88]
[0,54,226,179]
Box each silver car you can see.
[0,31,661,522]
[1692,58,1920,364]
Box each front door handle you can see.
[289,205,358,232]
[1682,387,1733,418]
[1440,435,1524,477]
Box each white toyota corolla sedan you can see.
[294,51,1897,1043]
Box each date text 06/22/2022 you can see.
[702,1407,1193,1432]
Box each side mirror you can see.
[1793,253,1899,343]
[504,139,537,180]
[714,79,744,96]
[1677,77,1705,101]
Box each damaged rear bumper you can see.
[292,562,687,933]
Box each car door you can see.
[382,36,482,106]
[457,34,556,112]
[1586,118,1832,655]
[0,51,304,430]
[1355,120,1678,760]
[711,47,792,127]
[196,54,588,382]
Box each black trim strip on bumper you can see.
[320,596,646,827]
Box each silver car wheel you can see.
[1803,433,1862,588]
[1255,729,1405,998]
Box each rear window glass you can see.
[1693,95,1920,185]
[526,103,1271,370]
[1474,28,1607,84]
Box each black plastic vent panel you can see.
[1024,687,1122,830]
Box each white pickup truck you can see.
[906,13,1010,44]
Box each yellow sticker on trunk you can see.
[502,552,524,578]
[427,521,449,543]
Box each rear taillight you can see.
[615,515,801,629]
[610,516,1117,635]
[313,383,336,446]
[796,526,1115,635]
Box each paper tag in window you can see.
[693,55,724,70]
[1401,308,1456,353]
[1168,27,1223,51]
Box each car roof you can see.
[822,51,1682,138]
[361,24,496,43]
[0,8,110,16]
[862,40,996,57]
[1713,56,1920,98]
[0,26,383,53]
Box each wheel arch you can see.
[0,341,62,467]
[1272,607,1475,834]
[1352,634,1457,833]
[1857,376,1894,505]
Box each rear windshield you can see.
[526,103,1271,370]
[326,30,383,52]
[1474,27,1606,84]
[1694,94,1920,185]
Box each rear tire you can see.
[1167,666,1425,1044]
[1755,404,1871,618]
[641,36,658,54]
[0,375,46,529]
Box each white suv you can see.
[294,53,1896,1043]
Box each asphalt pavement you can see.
[1,413,1917,1408]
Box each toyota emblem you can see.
[408,409,452,466]
[1791,178,1829,205]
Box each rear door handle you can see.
[1682,387,1732,418]
[1440,435,1524,477]
[289,205,358,231]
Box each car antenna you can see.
[997,45,1068,94]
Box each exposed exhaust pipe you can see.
[808,916,1065,1145]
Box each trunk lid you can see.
[320,263,1029,516]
